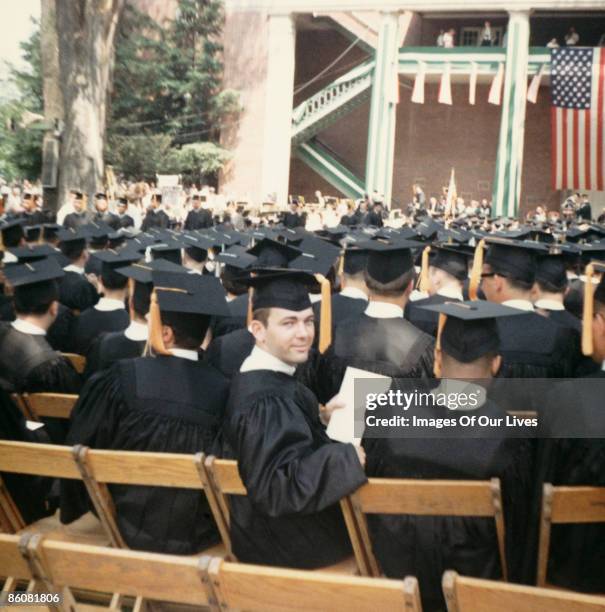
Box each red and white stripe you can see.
[552,47,605,191]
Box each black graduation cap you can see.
[93,249,141,288]
[70,190,84,200]
[535,244,580,290]
[289,252,335,277]
[577,242,605,264]
[95,192,107,199]
[108,232,126,249]
[216,247,257,270]
[116,258,187,284]
[0,219,25,248]
[420,300,525,363]
[22,192,33,201]
[24,225,43,243]
[57,227,89,258]
[247,237,301,268]
[483,237,548,284]
[430,244,472,281]
[360,239,420,284]
[415,218,442,240]
[42,223,61,242]
[150,242,182,265]
[183,234,214,263]
[151,271,228,316]
[4,257,65,310]
[151,192,163,203]
[242,269,318,312]
[117,196,128,205]
[8,244,57,264]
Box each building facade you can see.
[221,0,605,217]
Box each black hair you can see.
[132,282,152,318]
[160,311,209,350]
[221,265,247,296]
[364,268,415,297]
[101,267,128,291]
[13,280,58,315]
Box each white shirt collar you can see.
[124,320,148,342]
[169,348,199,362]
[240,345,296,376]
[409,289,429,302]
[63,264,84,275]
[187,268,203,275]
[602,361,605,372]
[3,251,17,264]
[365,301,404,319]
[502,299,534,312]
[436,285,464,301]
[534,298,565,311]
[309,292,322,304]
[94,297,126,312]
[340,286,368,301]
[12,318,46,336]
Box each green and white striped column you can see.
[365,12,399,207]
[492,11,531,218]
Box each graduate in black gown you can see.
[56,228,99,312]
[281,200,306,229]
[62,190,91,230]
[331,239,434,378]
[115,197,135,229]
[536,268,605,593]
[141,194,170,231]
[405,243,469,337]
[220,270,367,569]
[91,193,120,230]
[184,195,213,229]
[478,237,578,378]
[61,271,231,554]
[71,250,137,355]
[364,300,534,611]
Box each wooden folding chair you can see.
[12,393,78,421]
[341,478,508,579]
[20,534,214,612]
[205,556,422,612]
[0,441,109,545]
[202,456,360,574]
[73,447,225,556]
[537,484,605,589]
[61,353,86,374]
[0,533,35,597]
[442,570,605,612]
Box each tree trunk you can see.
[53,0,125,209]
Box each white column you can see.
[261,13,296,207]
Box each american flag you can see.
[551,47,605,191]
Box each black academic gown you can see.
[405,293,462,338]
[72,305,129,355]
[205,328,255,379]
[117,214,134,229]
[332,312,435,378]
[364,385,533,611]
[0,290,14,321]
[0,389,53,524]
[495,312,577,378]
[19,210,46,226]
[141,209,170,231]
[209,295,247,340]
[63,212,91,230]
[536,373,605,593]
[92,212,120,230]
[282,212,305,229]
[83,329,146,379]
[47,304,77,352]
[61,356,229,554]
[58,271,99,312]
[221,368,367,568]
[312,293,368,337]
[184,209,213,230]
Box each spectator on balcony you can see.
[547,38,560,49]
[564,27,579,46]
[443,28,455,48]
[479,21,494,47]
[436,29,445,47]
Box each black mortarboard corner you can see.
[420,300,525,364]
[95,192,107,200]
[535,245,576,291]
[57,227,89,260]
[93,250,141,289]
[361,239,419,284]
[430,244,472,281]
[8,244,57,264]
[24,225,42,243]
[484,238,548,284]
[150,242,182,265]
[247,237,301,268]
[216,248,258,271]
[4,257,65,310]
[70,190,84,200]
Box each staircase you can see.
[291,60,374,146]
[294,138,365,199]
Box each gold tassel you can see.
[148,290,172,356]
[128,278,136,322]
[433,314,447,378]
[246,287,254,327]
[468,239,485,301]
[337,253,345,278]
[417,246,431,293]
[582,263,595,356]
[314,273,332,353]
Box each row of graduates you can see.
[0,215,604,610]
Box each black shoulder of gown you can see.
[405,294,457,337]
[72,308,129,355]
[204,328,255,378]
[58,271,99,311]
[84,331,145,379]
[61,356,229,554]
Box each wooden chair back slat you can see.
[21,393,78,420]
[32,538,209,607]
[209,557,421,612]
[82,449,204,489]
[0,441,80,479]
[209,459,246,495]
[61,353,86,374]
[443,570,605,612]
[0,534,32,581]
[537,484,605,588]
[356,478,497,516]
